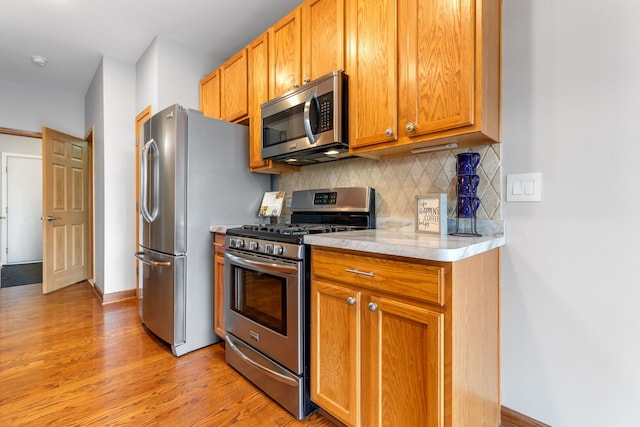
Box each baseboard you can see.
[502,406,551,427]
[90,281,136,305]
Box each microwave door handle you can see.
[303,91,318,143]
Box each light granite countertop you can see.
[209,225,241,234]
[303,228,505,262]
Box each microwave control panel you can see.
[317,93,334,133]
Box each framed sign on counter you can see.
[416,193,447,235]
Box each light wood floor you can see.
[0,282,337,426]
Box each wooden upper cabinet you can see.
[346,0,398,149]
[200,70,221,120]
[349,0,501,158]
[269,7,302,98]
[248,33,271,170]
[301,0,346,83]
[397,0,473,138]
[248,32,300,174]
[220,48,249,122]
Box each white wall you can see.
[85,57,136,294]
[156,37,220,111]
[136,37,219,114]
[102,59,136,293]
[85,61,106,292]
[502,1,640,425]
[135,39,158,114]
[0,77,84,136]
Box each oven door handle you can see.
[225,252,298,276]
[225,335,299,387]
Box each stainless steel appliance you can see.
[261,70,348,165]
[224,187,375,419]
[135,104,270,357]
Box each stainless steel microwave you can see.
[261,70,348,165]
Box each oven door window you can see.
[231,267,287,335]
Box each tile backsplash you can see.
[276,144,502,224]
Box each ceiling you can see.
[0,0,303,95]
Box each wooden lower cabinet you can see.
[213,233,226,338]
[310,246,500,427]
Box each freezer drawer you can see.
[136,248,185,347]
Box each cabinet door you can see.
[248,33,271,170]
[269,7,302,98]
[346,0,397,149]
[221,48,249,122]
[362,294,444,427]
[248,33,299,174]
[311,280,360,427]
[398,0,473,138]
[200,70,221,119]
[301,0,345,83]
[213,233,226,338]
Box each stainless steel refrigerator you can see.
[135,104,270,356]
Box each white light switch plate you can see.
[506,172,542,202]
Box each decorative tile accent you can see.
[277,144,502,222]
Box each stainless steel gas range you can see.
[223,187,375,420]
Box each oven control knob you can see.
[272,245,283,255]
[264,243,273,254]
[248,241,259,251]
[234,239,245,249]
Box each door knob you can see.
[41,216,59,221]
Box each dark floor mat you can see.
[1,262,43,287]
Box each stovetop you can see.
[226,223,362,245]
[224,187,376,259]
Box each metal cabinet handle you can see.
[406,122,415,132]
[345,268,374,277]
[385,128,393,137]
[368,302,378,312]
[346,297,356,305]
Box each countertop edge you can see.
[304,230,506,262]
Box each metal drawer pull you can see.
[345,268,374,277]
[368,302,378,312]
[346,297,356,305]
[134,252,171,268]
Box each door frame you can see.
[0,127,94,286]
[1,152,43,265]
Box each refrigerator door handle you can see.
[135,251,171,268]
[140,138,160,223]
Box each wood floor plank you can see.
[0,282,338,426]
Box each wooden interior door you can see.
[135,106,152,298]
[41,127,91,294]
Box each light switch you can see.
[512,180,523,195]
[524,179,535,195]
[507,173,542,202]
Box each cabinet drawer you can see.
[312,248,444,305]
